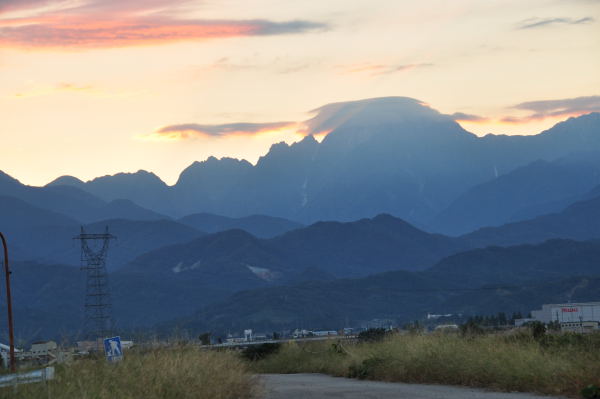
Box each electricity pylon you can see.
[74,227,116,343]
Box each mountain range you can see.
[3,189,600,340]
[43,98,600,234]
[1,96,600,341]
[160,238,600,335]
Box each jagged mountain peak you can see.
[298,134,318,144]
[99,169,163,180]
[256,134,319,168]
[183,156,252,172]
[193,156,250,165]
[177,156,252,184]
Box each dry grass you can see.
[2,346,261,399]
[253,331,600,397]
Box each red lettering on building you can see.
[561,308,579,312]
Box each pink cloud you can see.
[0,0,326,48]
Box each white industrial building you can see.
[530,302,600,333]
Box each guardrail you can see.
[203,335,358,349]
[0,367,55,388]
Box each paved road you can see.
[261,374,565,399]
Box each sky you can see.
[0,0,599,186]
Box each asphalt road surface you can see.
[262,374,565,399]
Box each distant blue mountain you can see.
[0,177,205,270]
[6,215,600,339]
[43,98,600,231]
[3,213,205,271]
[48,170,171,214]
[432,153,600,235]
[464,192,600,247]
[178,213,303,238]
[162,238,600,335]
[1,170,167,223]
[121,214,469,283]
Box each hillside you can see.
[464,194,600,247]
[432,154,600,235]
[269,214,468,276]
[8,218,205,271]
[7,233,600,339]
[121,229,287,283]
[121,214,469,281]
[0,260,253,341]
[438,275,600,316]
[425,239,600,286]
[0,213,472,338]
[178,213,303,238]
[163,239,600,334]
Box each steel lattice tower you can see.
[74,226,116,341]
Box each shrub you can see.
[241,343,281,361]
[198,332,211,345]
[252,332,600,397]
[582,384,600,398]
[348,356,387,379]
[460,320,485,336]
[529,321,546,341]
[358,328,389,342]
[6,346,260,399]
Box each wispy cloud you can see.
[0,0,53,13]
[144,121,300,141]
[0,0,327,48]
[341,62,433,76]
[10,81,146,98]
[13,82,94,98]
[195,56,313,75]
[501,95,600,123]
[453,96,600,125]
[450,112,489,123]
[516,16,594,29]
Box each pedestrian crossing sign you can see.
[104,336,123,362]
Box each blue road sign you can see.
[103,336,123,362]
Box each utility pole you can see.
[74,227,116,347]
[0,232,16,372]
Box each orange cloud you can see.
[500,95,600,124]
[498,112,587,124]
[455,96,600,126]
[143,122,302,141]
[0,0,326,48]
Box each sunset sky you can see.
[1,0,599,186]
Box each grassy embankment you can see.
[1,346,260,399]
[252,331,600,397]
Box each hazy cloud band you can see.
[517,17,594,29]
